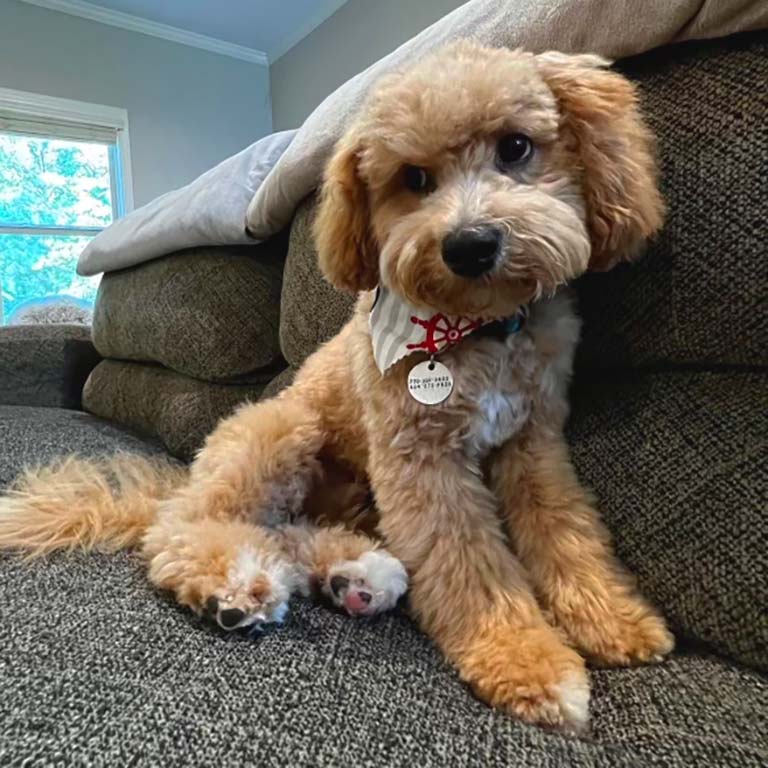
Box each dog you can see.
[0,42,674,730]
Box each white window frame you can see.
[0,87,134,239]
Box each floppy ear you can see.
[313,131,379,292]
[536,52,665,271]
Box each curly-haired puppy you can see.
[0,43,673,730]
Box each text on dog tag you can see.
[407,360,454,405]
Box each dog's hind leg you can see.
[141,341,374,629]
[142,515,306,631]
[140,390,331,628]
[168,394,326,526]
[277,524,408,616]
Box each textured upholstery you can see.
[0,535,766,766]
[279,196,356,368]
[568,369,767,671]
[0,325,100,410]
[567,34,768,668]
[93,241,286,382]
[82,361,266,460]
[87,238,287,455]
[0,405,167,487]
[575,32,767,369]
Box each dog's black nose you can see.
[442,227,501,277]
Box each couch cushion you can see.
[0,405,167,487]
[567,368,767,671]
[82,361,267,460]
[93,240,286,382]
[576,32,766,370]
[0,325,100,410]
[0,540,766,766]
[279,196,355,368]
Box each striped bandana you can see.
[369,285,526,374]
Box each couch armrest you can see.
[0,325,101,409]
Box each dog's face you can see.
[314,43,664,317]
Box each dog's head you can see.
[314,43,663,316]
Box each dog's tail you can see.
[0,454,188,557]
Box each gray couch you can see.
[1,32,766,767]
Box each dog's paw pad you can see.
[203,592,255,631]
[202,547,298,632]
[326,549,408,616]
[218,607,246,629]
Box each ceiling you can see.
[27,0,352,62]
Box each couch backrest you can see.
[279,196,355,369]
[575,31,766,370]
[279,32,767,372]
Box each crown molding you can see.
[268,0,350,62]
[19,0,269,65]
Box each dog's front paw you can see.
[554,595,674,667]
[459,623,590,731]
[324,549,408,616]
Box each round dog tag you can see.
[407,360,454,405]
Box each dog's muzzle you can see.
[442,226,501,278]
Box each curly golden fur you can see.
[0,43,672,730]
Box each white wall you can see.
[0,0,272,208]
[270,0,468,131]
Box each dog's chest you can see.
[379,293,577,462]
[449,338,539,460]
[467,387,531,458]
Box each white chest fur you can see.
[466,388,532,458]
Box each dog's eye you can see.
[403,165,433,193]
[498,134,533,166]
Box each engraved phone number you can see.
[409,376,451,390]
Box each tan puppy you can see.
[0,43,673,730]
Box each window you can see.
[0,89,133,325]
